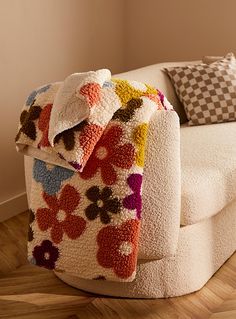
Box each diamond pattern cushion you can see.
[165,53,236,125]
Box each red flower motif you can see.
[38,103,53,147]
[36,185,86,244]
[80,125,135,185]
[97,219,140,279]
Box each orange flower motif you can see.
[36,185,86,244]
[80,83,101,107]
[80,125,135,185]
[144,93,163,109]
[79,123,103,166]
[97,219,140,279]
[38,103,53,147]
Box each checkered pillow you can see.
[165,53,236,125]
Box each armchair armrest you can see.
[138,110,181,259]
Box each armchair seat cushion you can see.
[180,121,236,225]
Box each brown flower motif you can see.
[15,101,42,141]
[33,240,59,270]
[112,98,143,122]
[54,120,87,151]
[85,186,121,224]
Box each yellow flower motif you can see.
[133,123,148,167]
[112,79,157,106]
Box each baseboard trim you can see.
[0,192,28,222]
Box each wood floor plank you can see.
[0,264,94,318]
[209,291,236,318]
[0,212,28,274]
[209,311,236,319]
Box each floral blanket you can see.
[15,69,172,282]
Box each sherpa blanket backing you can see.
[15,69,172,282]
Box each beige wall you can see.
[0,0,125,207]
[1,0,236,216]
[125,0,236,70]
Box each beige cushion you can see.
[115,61,201,124]
[180,121,236,225]
[165,53,236,126]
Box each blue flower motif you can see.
[33,159,74,195]
[26,84,51,106]
[103,81,114,88]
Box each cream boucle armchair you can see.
[24,61,236,298]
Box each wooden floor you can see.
[0,211,236,319]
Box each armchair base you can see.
[55,199,236,298]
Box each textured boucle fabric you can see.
[180,121,236,225]
[139,110,181,259]
[25,125,236,297]
[24,109,181,261]
[23,61,236,297]
[55,199,236,298]
[16,70,174,282]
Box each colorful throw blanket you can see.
[15,69,172,282]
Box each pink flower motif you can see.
[144,93,163,109]
[123,174,142,219]
[36,185,86,244]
